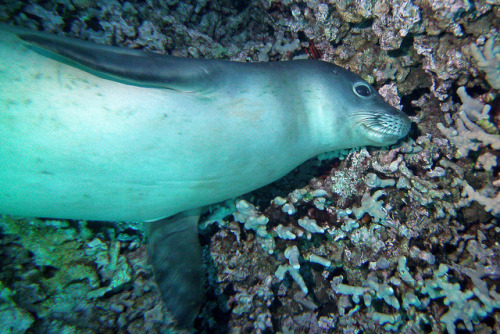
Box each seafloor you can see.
[0,1,499,333]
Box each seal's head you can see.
[305,61,412,152]
[346,80,411,146]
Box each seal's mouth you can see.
[354,110,411,145]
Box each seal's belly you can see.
[0,32,307,222]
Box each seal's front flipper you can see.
[16,29,219,92]
[146,210,204,330]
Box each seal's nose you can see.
[389,107,411,138]
[379,108,411,139]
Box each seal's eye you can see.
[353,82,372,98]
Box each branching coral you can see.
[437,88,500,158]
[471,36,500,89]
[2,1,499,333]
[457,86,492,123]
[233,199,275,253]
[461,184,500,216]
[352,190,388,222]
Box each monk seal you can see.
[0,25,411,329]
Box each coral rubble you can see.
[0,0,499,333]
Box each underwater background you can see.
[0,0,499,333]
